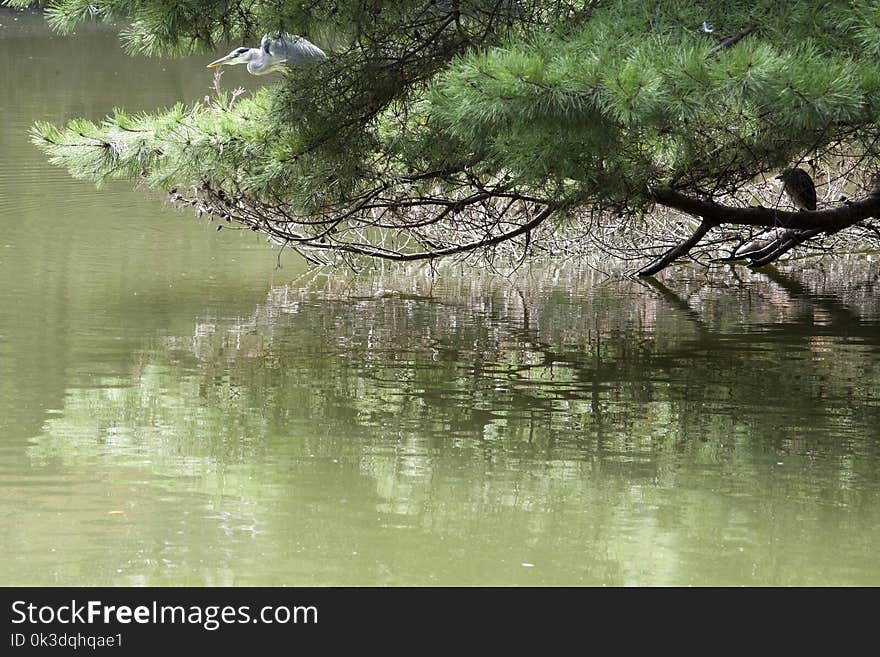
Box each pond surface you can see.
[2,10,880,586]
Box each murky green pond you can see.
[2,10,880,586]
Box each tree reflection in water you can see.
[26,260,880,585]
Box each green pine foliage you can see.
[10,0,880,262]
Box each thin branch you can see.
[749,228,824,267]
[637,218,716,276]
[314,204,557,262]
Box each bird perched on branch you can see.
[727,167,816,261]
[776,167,817,211]
[207,34,326,75]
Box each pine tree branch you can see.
[651,187,880,231]
[637,218,717,276]
[639,188,880,275]
[748,228,823,267]
[310,203,557,261]
[707,26,756,57]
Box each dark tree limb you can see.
[737,229,801,261]
[639,187,880,274]
[651,187,880,231]
[637,218,716,276]
[707,27,756,56]
[748,227,824,267]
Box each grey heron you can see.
[207,34,326,75]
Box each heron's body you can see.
[776,167,817,211]
[208,34,326,75]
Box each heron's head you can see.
[207,47,254,69]
[776,167,808,183]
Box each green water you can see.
[2,10,880,586]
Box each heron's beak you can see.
[207,54,236,68]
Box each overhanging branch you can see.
[313,203,558,261]
[637,187,880,275]
[651,187,880,231]
[637,218,716,276]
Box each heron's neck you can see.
[247,56,285,75]
[247,59,269,75]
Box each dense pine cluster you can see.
[10,1,880,270]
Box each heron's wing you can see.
[792,168,817,210]
[271,34,327,62]
[802,177,817,211]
